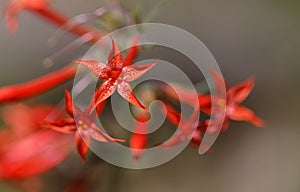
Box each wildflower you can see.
[204,71,264,131]
[73,38,156,111]
[162,71,264,131]
[44,89,125,161]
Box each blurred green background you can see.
[0,0,299,191]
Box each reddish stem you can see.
[0,65,77,103]
[33,7,103,44]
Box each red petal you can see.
[4,2,22,33]
[108,38,123,70]
[43,118,77,134]
[73,60,110,79]
[75,131,90,161]
[2,104,38,136]
[163,102,181,126]
[161,131,187,148]
[65,88,74,117]
[123,38,139,67]
[227,77,255,103]
[121,62,156,82]
[130,133,147,160]
[227,105,264,127]
[162,83,209,113]
[84,97,106,120]
[93,80,116,109]
[65,88,82,118]
[211,70,227,96]
[198,94,212,114]
[2,104,56,137]
[117,81,148,111]
[190,122,208,146]
[0,130,72,180]
[89,124,125,143]
[130,113,148,160]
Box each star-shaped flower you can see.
[162,71,264,132]
[73,38,156,111]
[44,89,125,161]
[204,71,264,131]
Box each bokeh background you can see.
[0,0,299,191]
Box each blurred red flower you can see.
[0,103,73,180]
[44,89,125,161]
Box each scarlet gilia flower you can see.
[73,38,156,111]
[4,0,48,33]
[0,65,77,103]
[163,71,264,132]
[202,71,264,131]
[0,103,73,180]
[44,89,125,161]
[129,113,149,160]
[161,102,199,148]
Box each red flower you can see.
[0,65,77,103]
[73,38,156,111]
[129,113,149,160]
[4,0,48,33]
[162,71,264,131]
[0,103,73,180]
[203,71,264,131]
[44,89,125,161]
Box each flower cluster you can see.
[0,0,264,189]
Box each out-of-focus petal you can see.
[162,102,181,126]
[4,2,22,33]
[117,81,147,111]
[43,118,77,134]
[211,70,227,97]
[130,133,147,160]
[73,60,110,79]
[89,124,125,143]
[227,105,264,127]
[227,77,255,103]
[75,131,90,161]
[121,62,156,82]
[0,130,72,180]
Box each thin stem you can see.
[33,7,104,44]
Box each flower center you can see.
[77,120,89,130]
[217,99,226,111]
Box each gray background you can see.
[0,0,299,191]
